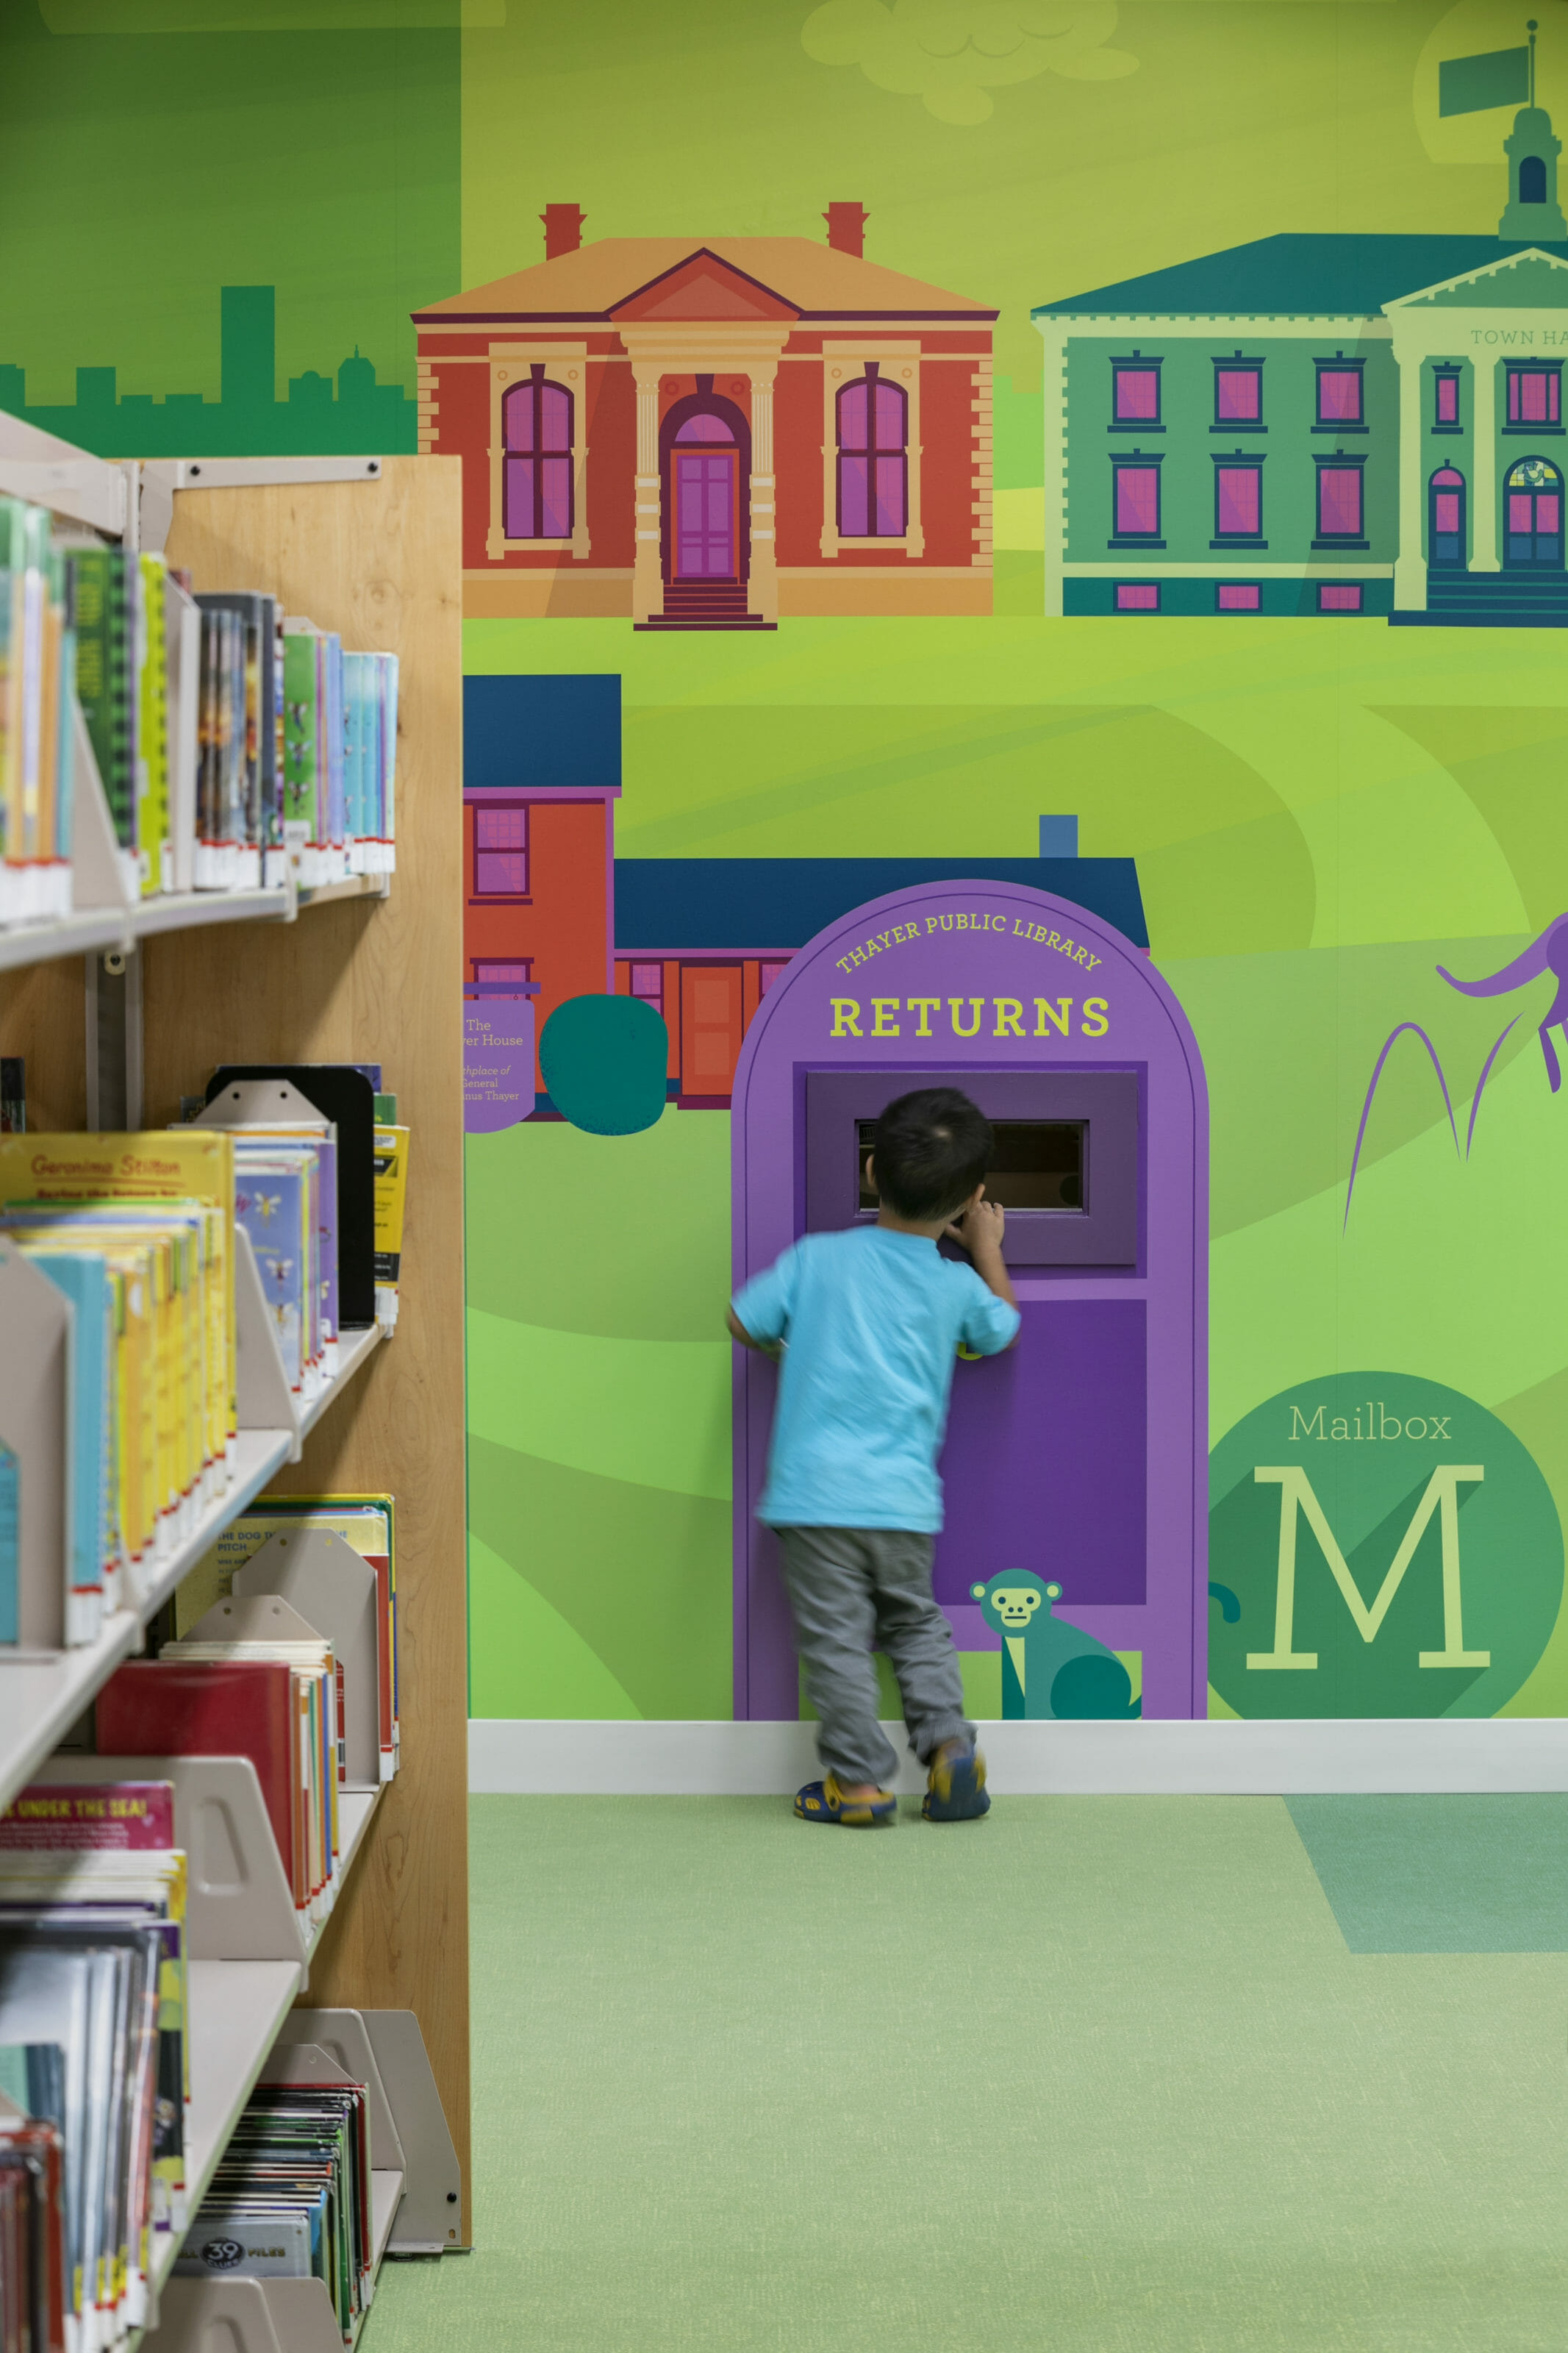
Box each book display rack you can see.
[0,438,468,2352]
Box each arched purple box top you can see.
[730,881,1210,1723]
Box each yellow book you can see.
[8,1213,200,1537]
[137,554,169,896]
[3,1237,144,1599]
[372,1124,407,1329]
[0,1133,236,1459]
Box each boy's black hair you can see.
[870,1088,993,1221]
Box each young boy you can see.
[728,1087,1020,1826]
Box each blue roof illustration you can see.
[1032,234,1568,319]
[613,858,1148,953]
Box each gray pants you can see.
[775,1526,975,1788]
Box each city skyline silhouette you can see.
[0,285,414,457]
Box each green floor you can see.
[367,1795,1567,2352]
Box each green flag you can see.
[1439,45,1531,115]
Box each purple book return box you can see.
[730,881,1209,1721]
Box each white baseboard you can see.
[468,1716,1568,1797]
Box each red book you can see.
[0,2121,68,2353]
[365,1552,394,1775]
[94,1662,298,1899]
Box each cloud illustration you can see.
[803,0,1136,125]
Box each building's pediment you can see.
[1388,248,1568,310]
[612,250,799,325]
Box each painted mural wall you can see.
[10,0,1568,1727]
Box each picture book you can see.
[372,1125,407,1332]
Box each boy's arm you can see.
[946,1199,1020,1338]
[726,1305,782,1360]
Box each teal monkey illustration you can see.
[970,1570,1141,1720]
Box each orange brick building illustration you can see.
[414,204,997,626]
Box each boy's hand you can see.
[946,1196,1006,1260]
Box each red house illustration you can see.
[415,204,998,626]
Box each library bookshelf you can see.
[0,445,471,2335]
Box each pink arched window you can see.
[674,411,735,443]
[504,366,573,540]
[1431,466,1463,538]
[837,368,907,537]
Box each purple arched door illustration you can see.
[670,407,742,581]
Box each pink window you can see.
[1214,368,1261,422]
[1114,366,1160,422]
[1316,367,1363,424]
[1317,466,1363,538]
[1508,368,1561,424]
[1318,584,1363,613]
[1217,584,1260,611]
[1434,373,1460,426]
[1115,584,1159,611]
[1215,466,1261,537]
[837,374,908,537]
[503,371,573,540]
[674,412,736,443]
[1433,490,1461,534]
[473,804,529,897]
[1114,465,1160,537]
[472,958,534,994]
[1508,491,1534,533]
[1540,494,1562,532]
[759,960,790,994]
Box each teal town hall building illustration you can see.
[1034,76,1568,624]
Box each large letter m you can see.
[1247,1464,1489,1671]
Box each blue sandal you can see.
[795,1774,898,1827]
[923,1743,989,1822]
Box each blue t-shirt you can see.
[731,1226,1020,1532]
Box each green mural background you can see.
[468,613,1568,1721]
[8,0,1568,1720]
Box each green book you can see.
[69,547,137,854]
[138,554,169,894]
[282,625,323,877]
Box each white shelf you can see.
[296,874,391,912]
[0,873,390,976]
[0,907,146,976]
[125,886,293,941]
[141,1958,305,2325]
[298,1324,382,1445]
[306,1785,384,1964]
[0,1310,384,1814]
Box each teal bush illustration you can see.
[538,995,669,1137]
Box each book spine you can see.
[55,550,76,880]
[281,631,317,883]
[137,557,169,897]
[68,551,126,857]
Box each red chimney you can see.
[824,202,867,259]
[541,204,585,260]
